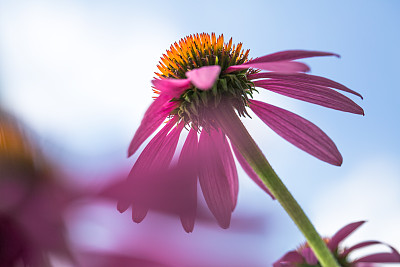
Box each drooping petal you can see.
[328,221,366,250]
[219,133,239,210]
[354,245,400,263]
[247,72,363,99]
[225,61,310,74]
[253,80,364,115]
[178,128,198,233]
[118,118,177,214]
[273,251,304,267]
[152,78,191,98]
[231,144,275,199]
[246,50,339,64]
[185,65,221,90]
[250,100,343,166]
[127,94,175,157]
[198,128,232,228]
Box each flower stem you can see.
[215,104,340,267]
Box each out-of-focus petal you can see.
[301,247,318,265]
[250,100,343,166]
[198,128,232,228]
[247,72,363,99]
[185,65,221,90]
[231,144,275,199]
[328,221,366,250]
[225,61,310,73]
[152,78,191,98]
[178,128,198,233]
[273,251,303,267]
[354,245,400,263]
[118,118,176,213]
[246,50,339,64]
[127,94,175,157]
[253,80,364,115]
[342,241,382,257]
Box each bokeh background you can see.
[1,0,399,266]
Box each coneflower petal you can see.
[152,78,191,98]
[246,50,339,64]
[185,65,221,90]
[231,144,275,200]
[250,100,343,166]
[342,241,382,257]
[225,61,310,73]
[253,80,364,115]
[247,72,363,99]
[198,128,232,228]
[328,221,366,251]
[354,246,400,263]
[118,119,176,214]
[128,94,175,157]
[273,251,304,267]
[178,128,199,233]
[219,133,239,211]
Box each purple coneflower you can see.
[274,221,400,266]
[121,33,363,232]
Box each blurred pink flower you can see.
[123,33,363,231]
[274,221,400,267]
[0,109,74,266]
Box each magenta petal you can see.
[328,221,366,250]
[342,241,382,257]
[219,133,239,210]
[118,118,177,213]
[253,80,364,115]
[231,144,275,199]
[354,245,400,263]
[301,247,318,265]
[247,72,363,99]
[185,65,221,90]
[225,61,310,73]
[152,78,191,98]
[273,251,304,267]
[198,128,232,228]
[127,94,175,157]
[250,100,343,166]
[246,50,339,64]
[178,128,199,233]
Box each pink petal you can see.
[178,128,199,233]
[219,133,239,210]
[342,241,382,257]
[185,65,221,90]
[250,100,343,166]
[354,245,400,263]
[253,80,364,115]
[301,247,318,265]
[127,94,175,157]
[198,128,232,228]
[246,50,339,64]
[225,61,310,73]
[152,78,191,98]
[118,118,177,214]
[328,221,366,250]
[247,72,363,99]
[273,251,304,267]
[231,144,275,199]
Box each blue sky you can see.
[1,1,399,266]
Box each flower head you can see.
[123,33,364,231]
[274,221,400,266]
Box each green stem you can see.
[215,105,339,267]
